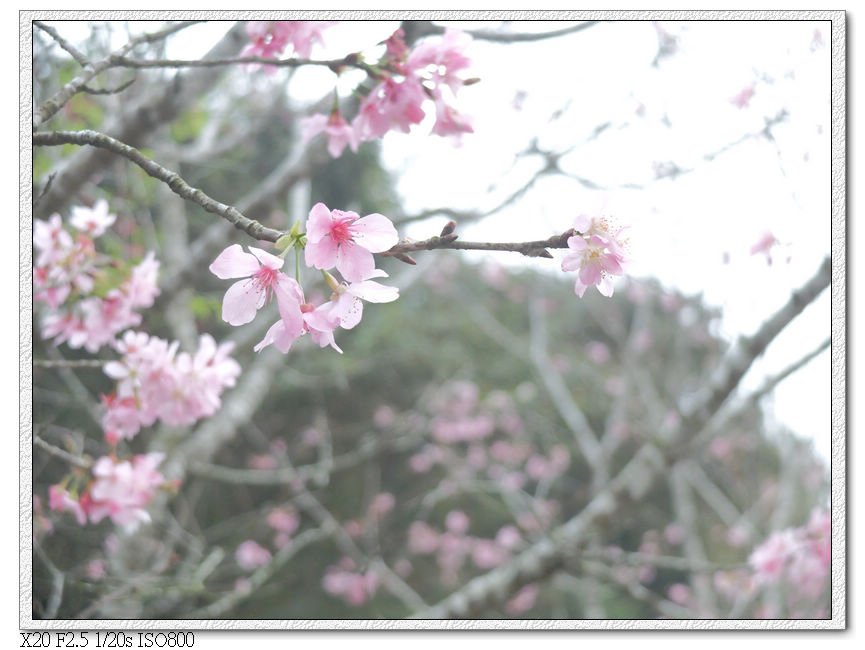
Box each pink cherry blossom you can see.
[505,584,539,615]
[353,76,428,141]
[368,492,396,519]
[70,199,116,237]
[301,111,360,158]
[266,507,300,536]
[85,453,166,532]
[562,234,626,298]
[749,530,797,584]
[210,244,304,333]
[445,510,470,534]
[35,210,161,352]
[406,28,473,94]
[322,563,380,606]
[235,540,272,571]
[431,98,474,137]
[101,332,239,442]
[242,21,333,61]
[254,292,342,355]
[471,538,510,569]
[48,485,87,525]
[304,203,399,282]
[407,521,440,554]
[731,84,756,109]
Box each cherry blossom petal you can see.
[254,320,299,354]
[305,234,340,271]
[309,326,343,353]
[597,275,615,297]
[222,279,264,326]
[306,203,335,243]
[274,276,306,338]
[579,263,603,287]
[328,293,364,330]
[567,235,588,252]
[210,245,262,279]
[350,214,399,252]
[561,255,581,272]
[348,280,399,303]
[248,246,286,271]
[336,242,376,283]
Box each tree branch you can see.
[382,230,575,260]
[34,129,284,242]
[33,21,203,130]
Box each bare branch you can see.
[382,229,575,260]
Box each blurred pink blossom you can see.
[235,540,272,571]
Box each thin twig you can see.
[34,21,89,65]
[110,53,379,77]
[33,435,92,470]
[81,76,137,96]
[34,358,105,369]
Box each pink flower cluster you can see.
[322,557,380,606]
[407,514,523,586]
[749,508,830,599]
[301,28,475,157]
[48,453,167,533]
[210,202,399,355]
[242,21,333,61]
[562,214,629,298]
[101,331,241,444]
[35,203,160,352]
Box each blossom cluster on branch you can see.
[748,508,831,608]
[101,331,241,443]
[48,453,168,533]
[38,203,242,534]
[292,25,476,157]
[34,202,159,352]
[210,202,400,354]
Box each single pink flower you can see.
[749,530,796,584]
[319,270,400,330]
[304,203,398,282]
[301,111,360,158]
[235,540,272,571]
[254,294,342,355]
[48,485,87,525]
[210,245,304,334]
[562,234,625,297]
[70,200,116,237]
[406,28,473,94]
